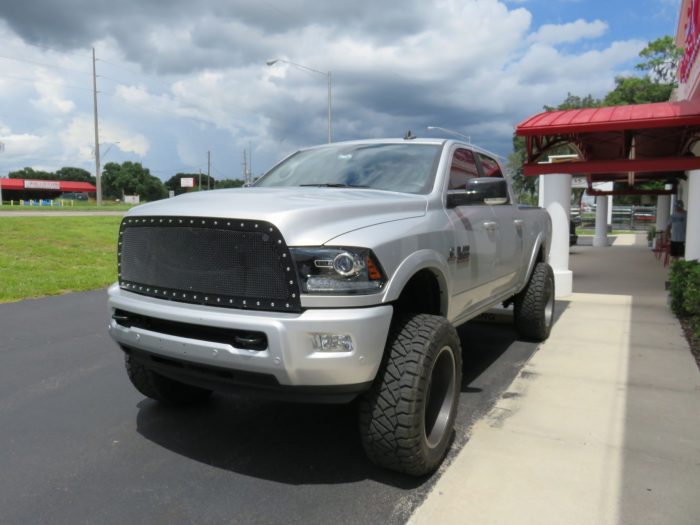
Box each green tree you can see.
[543,93,601,111]
[102,161,167,201]
[635,35,683,85]
[215,179,245,189]
[8,167,54,180]
[603,76,674,105]
[55,167,95,184]
[507,136,536,204]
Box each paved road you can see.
[0,291,540,524]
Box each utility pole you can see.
[249,141,253,183]
[92,47,102,205]
[0,141,4,205]
[207,150,211,190]
[242,149,249,185]
[198,168,202,191]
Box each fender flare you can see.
[521,232,547,290]
[382,249,450,316]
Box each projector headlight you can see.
[290,247,387,294]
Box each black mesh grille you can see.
[118,216,301,312]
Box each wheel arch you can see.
[382,250,449,317]
[520,232,548,292]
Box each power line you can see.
[0,73,99,93]
[5,39,92,59]
[98,58,175,93]
[97,58,143,76]
[0,54,90,74]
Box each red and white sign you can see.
[180,177,195,188]
[24,180,61,190]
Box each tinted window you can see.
[477,153,503,178]
[255,144,441,194]
[448,148,479,190]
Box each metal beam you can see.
[523,156,700,176]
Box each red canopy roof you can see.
[0,179,96,192]
[517,100,700,135]
[515,100,700,181]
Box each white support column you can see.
[542,174,573,297]
[607,195,613,229]
[593,195,609,247]
[686,170,700,261]
[655,195,671,232]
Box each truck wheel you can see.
[359,313,462,476]
[514,262,555,342]
[125,354,212,405]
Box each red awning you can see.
[515,100,700,181]
[0,179,96,192]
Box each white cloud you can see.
[61,115,150,161]
[2,132,46,154]
[529,18,608,45]
[31,70,76,114]
[0,2,657,176]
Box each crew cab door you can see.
[444,147,498,317]
[475,152,523,293]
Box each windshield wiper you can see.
[300,183,369,188]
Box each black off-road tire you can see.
[125,354,212,405]
[514,262,555,342]
[358,313,462,476]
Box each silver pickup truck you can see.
[108,138,553,476]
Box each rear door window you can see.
[476,153,503,178]
[448,148,479,190]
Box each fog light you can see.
[311,333,354,352]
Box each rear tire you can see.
[514,262,555,342]
[125,354,212,405]
[359,313,462,476]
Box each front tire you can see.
[359,313,462,476]
[514,262,555,342]
[125,354,212,405]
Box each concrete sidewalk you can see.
[411,234,700,525]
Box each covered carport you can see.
[515,100,700,296]
[0,178,97,203]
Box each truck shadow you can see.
[134,305,566,488]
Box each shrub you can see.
[669,260,700,318]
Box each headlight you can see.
[290,247,387,294]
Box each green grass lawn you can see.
[0,216,121,303]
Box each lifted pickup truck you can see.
[108,138,553,476]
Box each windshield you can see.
[255,143,442,194]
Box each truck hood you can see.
[127,187,427,245]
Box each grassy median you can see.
[0,216,121,303]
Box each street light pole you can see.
[92,47,102,205]
[267,59,332,143]
[327,71,332,144]
[426,126,471,143]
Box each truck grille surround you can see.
[118,216,302,313]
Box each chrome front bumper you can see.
[107,284,392,387]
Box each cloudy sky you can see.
[0,0,681,181]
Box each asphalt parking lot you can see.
[0,290,540,524]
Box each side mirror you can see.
[447,178,509,208]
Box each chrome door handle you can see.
[483,220,498,230]
[513,219,524,227]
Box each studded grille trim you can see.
[118,216,301,313]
